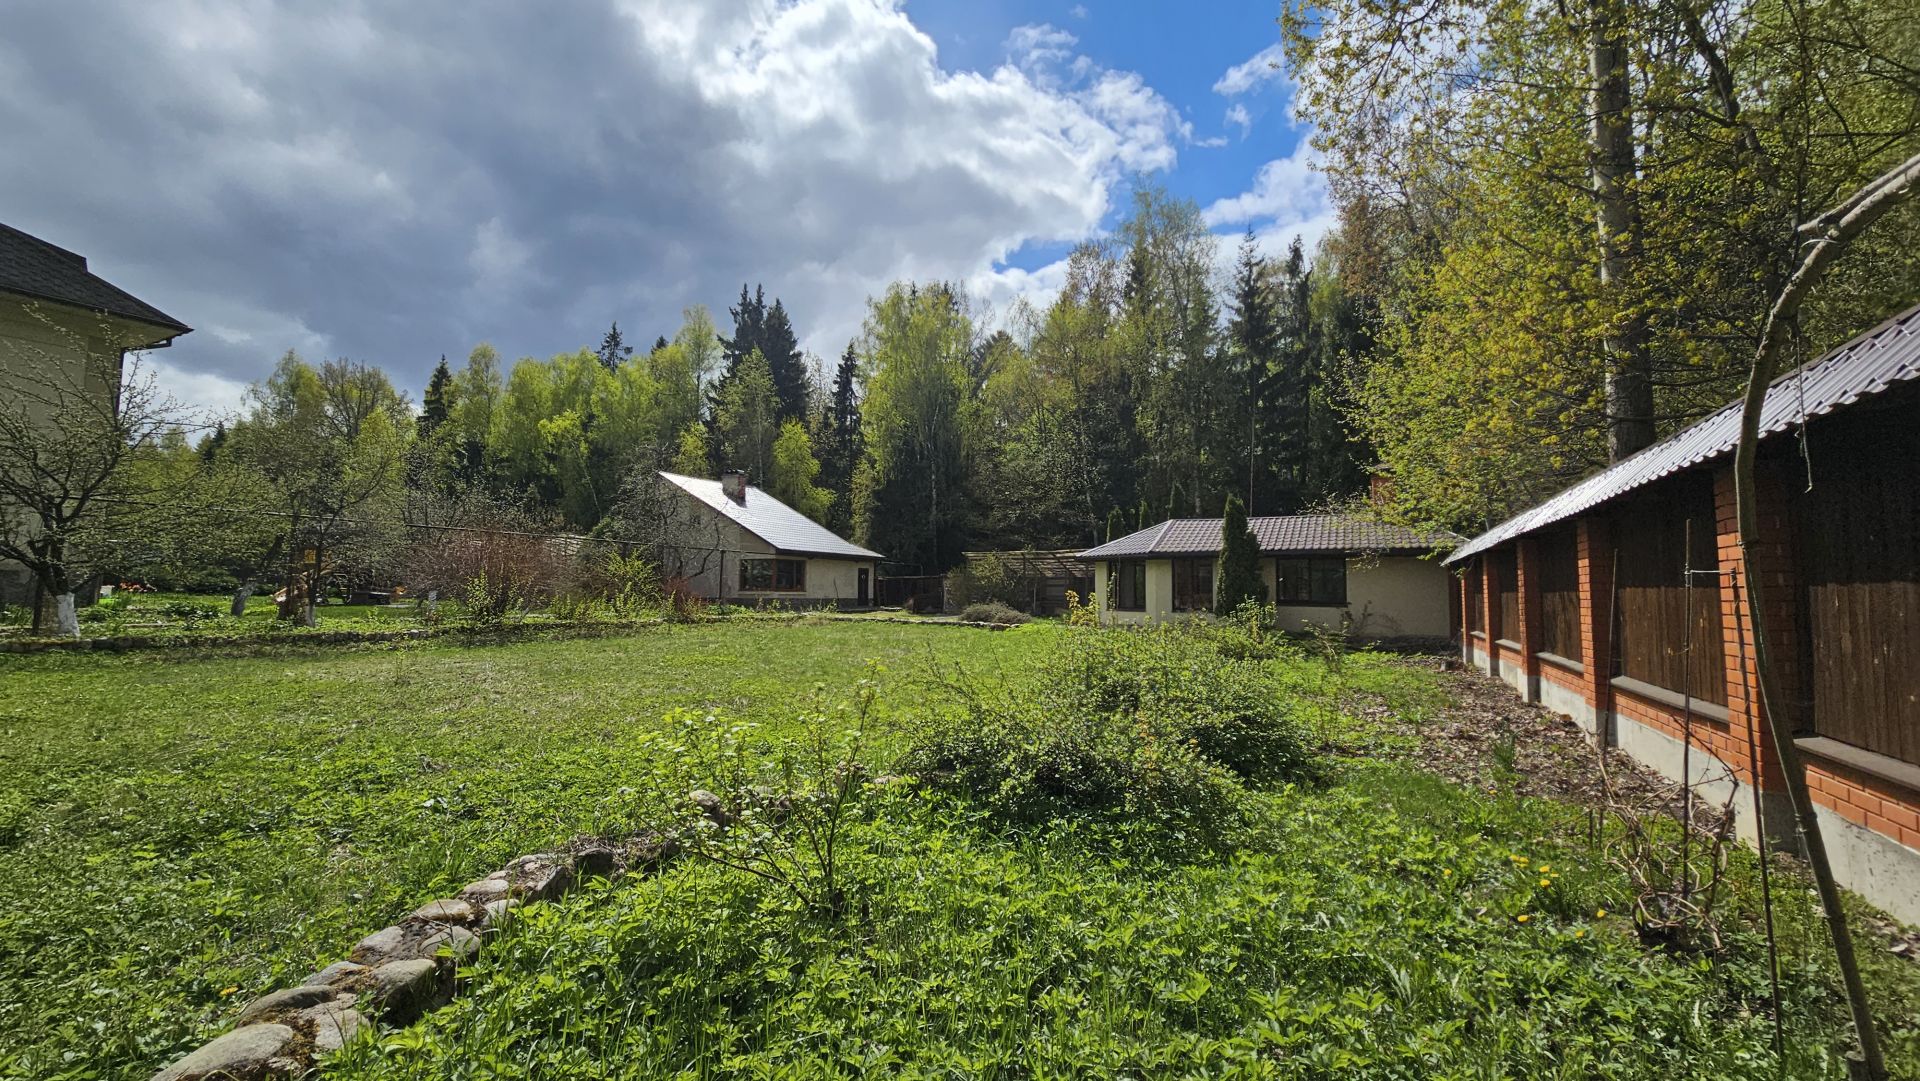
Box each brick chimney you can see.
[720,470,748,503]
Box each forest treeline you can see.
[137,186,1371,585]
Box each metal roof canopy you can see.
[1448,301,1920,564]
[658,471,883,561]
[1079,514,1459,561]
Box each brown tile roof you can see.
[0,223,190,339]
[1078,514,1459,560]
[1449,300,1920,563]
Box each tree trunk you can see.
[1588,1,1655,460]
[51,592,79,638]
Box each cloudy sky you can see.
[1,0,1330,420]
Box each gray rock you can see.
[151,1023,296,1081]
[500,854,575,901]
[349,923,479,967]
[482,898,520,926]
[295,998,367,1054]
[234,983,347,1026]
[409,898,484,926]
[304,961,365,987]
[458,873,511,905]
[573,844,616,879]
[347,925,411,966]
[362,958,444,1021]
[422,925,480,963]
[688,789,734,826]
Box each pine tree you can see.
[1105,506,1123,542]
[596,322,633,372]
[653,335,669,354]
[1215,494,1266,613]
[1261,237,1313,510]
[419,356,454,435]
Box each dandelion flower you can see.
[1442,868,1453,877]
[1538,864,1551,873]
[1516,914,1531,923]
[1539,878,1551,888]
[220,986,239,996]
[1574,929,1585,938]
[1596,908,1608,919]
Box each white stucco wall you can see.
[664,496,875,605]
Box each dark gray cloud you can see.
[0,0,1190,417]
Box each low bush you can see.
[958,601,1028,626]
[902,623,1311,829]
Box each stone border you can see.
[149,828,691,1080]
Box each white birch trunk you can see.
[52,592,79,637]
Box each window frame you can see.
[1274,556,1348,606]
[1110,559,1146,612]
[1171,557,1215,612]
[739,556,807,593]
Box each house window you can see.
[1276,557,1347,605]
[740,557,805,592]
[1172,558,1214,612]
[1110,560,1146,611]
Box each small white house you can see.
[1078,514,1459,639]
[655,470,882,607]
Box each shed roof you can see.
[0,224,190,338]
[1079,514,1459,561]
[1448,301,1920,563]
[659,471,883,560]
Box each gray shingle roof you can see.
[1078,514,1460,560]
[0,224,190,339]
[660,471,883,560]
[1448,301,1920,563]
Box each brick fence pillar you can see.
[1715,463,1802,807]
[1575,516,1613,739]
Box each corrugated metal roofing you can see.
[1448,301,1920,563]
[659,471,883,560]
[0,223,190,337]
[1078,514,1459,560]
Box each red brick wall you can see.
[1455,463,1920,859]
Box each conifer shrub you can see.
[1215,494,1267,614]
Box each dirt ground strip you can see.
[1344,655,1920,958]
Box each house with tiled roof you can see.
[1076,513,1460,636]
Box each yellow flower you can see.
[1516,914,1531,923]
[1538,864,1551,873]
[1574,929,1586,938]
[1442,868,1453,877]
[219,986,239,996]
[1539,878,1551,888]
[1596,909,1608,919]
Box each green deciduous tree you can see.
[768,419,832,523]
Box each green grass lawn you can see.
[1,621,1913,1079]
[0,621,1040,1079]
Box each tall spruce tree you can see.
[1215,494,1266,613]
[760,298,809,421]
[596,322,632,372]
[820,342,862,533]
[1261,237,1313,511]
[1226,233,1279,510]
[419,356,454,436]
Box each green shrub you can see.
[903,624,1311,828]
[959,601,1029,626]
